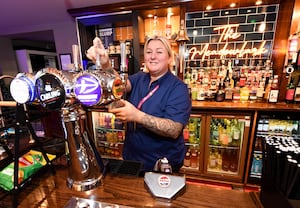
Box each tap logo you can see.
[10,75,36,104]
[158,175,171,188]
[35,74,66,110]
[75,76,99,94]
[74,74,102,106]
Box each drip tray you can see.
[64,197,133,208]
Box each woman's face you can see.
[144,39,171,76]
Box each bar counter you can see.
[191,101,300,112]
[1,165,261,208]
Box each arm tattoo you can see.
[141,114,183,139]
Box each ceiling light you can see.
[256,0,263,5]
[206,5,212,10]
[230,3,236,8]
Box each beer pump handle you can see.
[95,41,102,70]
[72,44,81,72]
[120,42,128,85]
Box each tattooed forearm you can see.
[141,114,183,139]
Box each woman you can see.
[87,35,191,172]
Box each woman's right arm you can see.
[86,37,132,93]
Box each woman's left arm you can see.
[139,113,183,139]
[109,100,183,139]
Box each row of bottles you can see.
[184,59,286,103]
[285,75,300,103]
[98,143,123,158]
[210,118,244,147]
[93,112,124,130]
[183,117,201,144]
[208,148,240,173]
[257,118,300,135]
[183,147,200,169]
[92,112,125,158]
[250,136,263,179]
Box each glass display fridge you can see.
[182,114,205,172]
[204,114,251,182]
[247,112,300,185]
[181,113,251,183]
[90,110,125,159]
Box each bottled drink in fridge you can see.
[285,76,295,103]
[268,75,279,103]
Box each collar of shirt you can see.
[143,71,172,90]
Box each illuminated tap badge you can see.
[74,74,102,106]
[35,74,66,110]
[158,175,171,188]
[10,75,36,104]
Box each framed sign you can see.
[59,53,72,70]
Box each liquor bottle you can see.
[191,83,198,101]
[232,81,241,102]
[293,80,300,103]
[264,77,272,101]
[188,119,196,144]
[209,148,217,169]
[217,149,222,170]
[215,80,225,102]
[225,86,233,101]
[197,63,204,84]
[227,60,234,86]
[223,69,231,88]
[285,76,295,103]
[239,68,247,87]
[222,149,230,171]
[249,77,258,102]
[191,62,198,84]
[231,67,239,88]
[209,79,217,101]
[229,149,238,172]
[184,62,191,85]
[197,81,206,101]
[231,121,241,147]
[183,125,189,142]
[240,84,250,102]
[256,77,265,102]
[268,75,279,103]
[165,12,172,39]
[190,150,198,168]
[265,59,273,80]
[183,150,191,167]
[152,15,159,36]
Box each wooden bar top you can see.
[89,101,300,112]
[192,100,300,112]
[4,165,261,208]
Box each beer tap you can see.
[120,42,128,90]
[9,39,127,192]
[95,40,102,71]
[72,44,81,72]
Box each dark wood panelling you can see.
[69,0,297,102]
[272,0,295,101]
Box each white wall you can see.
[0,37,19,76]
[0,20,78,76]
